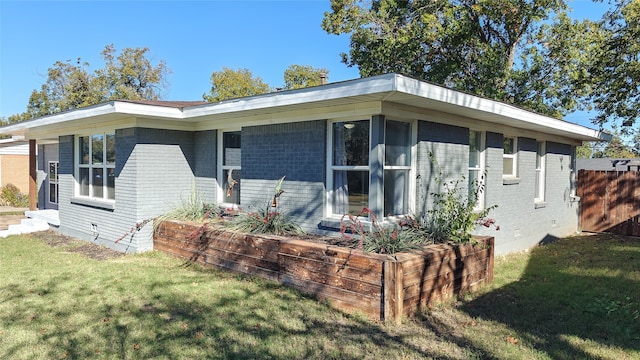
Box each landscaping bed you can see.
[154,220,494,324]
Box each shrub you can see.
[226,176,304,236]
[0,183,28,207]
[340,208,429,254]
[154,188,219,232]
[421,155,498,243]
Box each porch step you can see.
[0,217,50,238]
[25,209,60,226]
[0,215,25,231]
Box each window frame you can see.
[468,130,486,210]
[325,117,415,219]
[48,161,59,205]
[74,132,116,203]
[502,136,518,178]
[535,141,546,203]
[217,129,242,207]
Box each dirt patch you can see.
[33,230,125,261]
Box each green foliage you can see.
[154,188,219,232]
[226,176,303,236]
[0,184,29,207]
[203,67,271,102]
[283,65,329,90]
[228,209,304,236]
[340,208,428,254]
[421,154,498,243]
[578,0,639,131]
[22,44,169,120]
[322,0,569,116]
[576,142,594,159]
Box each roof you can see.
[0,74,611,143]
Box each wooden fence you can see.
[578,170,640,236]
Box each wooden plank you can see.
[278,253,384,285]
[204,254,279,282]
[279,274,381,311]
[279,241,385,271]
[279,260,382,296]
[383,260,404,325]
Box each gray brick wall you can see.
[415,120,468,216]
[241,120,326,231]
[194,130,217,203]
[57,128,201,253]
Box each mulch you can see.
[32,230,125,261]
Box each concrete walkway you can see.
[0,207,57,237]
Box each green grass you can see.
[1,232,638,359]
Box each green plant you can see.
[227,176,304,236]
[153,187,219,233]
[422,154,498,243]
[340,208,429,254]
[0,183,28,207]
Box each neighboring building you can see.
[0,138,29,194]
[577,158,640,172]
[0,74,610,255]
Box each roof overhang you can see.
[0,74,611,143]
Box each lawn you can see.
[0,231,638,359]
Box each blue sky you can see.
[0,0,610,130]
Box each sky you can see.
[0,0,612,131]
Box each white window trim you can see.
[48,161,59,205]
[217,129,241,208]
[503,136,518,179]
[73,132,116,205]
[469,130,486,210]
[325,118,416,219]
[535,141,546,203]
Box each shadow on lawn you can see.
[455,233,640,358]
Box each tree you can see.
[18,44,170,121]
[97,44,170,101]
[576,142,594,159]
[592,129,636,158]
[283,65,329,90]
[203,67,271,102]
[322,0,570,115]
[577,0,639,132]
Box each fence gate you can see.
[578,170,640,236]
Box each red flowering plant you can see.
[339,208,429,254]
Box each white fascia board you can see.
[183,74,397,118]
[394,75,609,142]
[0,101,186,137]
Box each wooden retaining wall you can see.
[154,221,494,324]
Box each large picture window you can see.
[329,118,412,217]
[77,133,115,201]
[331,120,369,215]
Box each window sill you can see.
[534,201,547,209]
[502,177,521,185]
[71,197,115,211]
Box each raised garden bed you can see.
[154,220,494,324]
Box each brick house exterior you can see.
[0,74,609,255]
[0,139,30,194]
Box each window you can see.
[384,120,411,215]
[220,131,241,205]
[328,118,412,217]
[503,136,517,178]
[48,161,59,204]
[468,130,485,209]
[77,133,115,201]
[331,120,370,215]
[535,141,546,202]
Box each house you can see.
[577,158,640,172]
[0,137,30,194]
[0,74,610,255]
